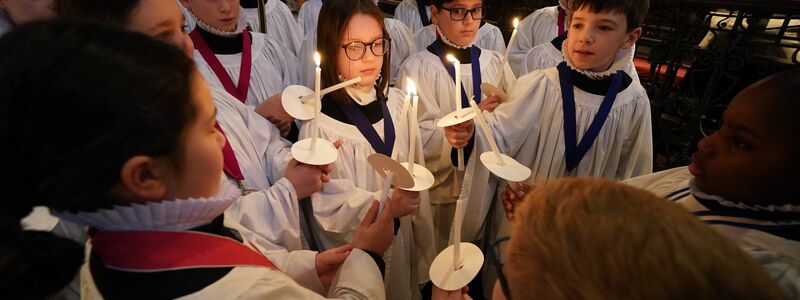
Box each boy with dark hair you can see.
[446,0,652,246]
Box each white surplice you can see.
[624,167,800,299]
[241,0,304,55]
[298,86,436,300]
[393,0,431,34]
[193,31,301,107]
[507,6,566,77]
[459,47,652,242]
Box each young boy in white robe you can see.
[299,1,437,298]
[444,0,652,250]
[619,69,800,298]
[180,0,300,138]
[506,0,570,76]
[240,0,303,55]
[1,20,394,299]
[298,7,417,87]
[396,0,515,251]
[0,0,54,36]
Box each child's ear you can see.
[119,156,169,201]
[430,6,440,25]
[621,27,642,49]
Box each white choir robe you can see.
[241,0,304,55]
[414,24,506,55]
[394,0,431,34]
[178,0,197,32]
[211,87,377,294]
[623,167,800,299]
[297,0,323,38]
[21,208,85,300]
[395,48,515,245]
[459,62,652,242]
[298,18,417,87]
[81,221,387,299]
[193,31,301,107]
[507,6,566,77]
[298,87,436,300]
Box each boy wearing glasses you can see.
[396,0,516,252]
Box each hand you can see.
[501,182,530,220]
[255,93,294,137]
[284,159,326,199]
[315,244,352,287]
[388,188,420,218]
[352,201,394,255]
[444,120,474,149]
[431,286,472,300]
[477,95,501,112]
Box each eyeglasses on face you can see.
[436,5,485,21]
[340,37,391,61]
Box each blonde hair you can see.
[506,178,784,300]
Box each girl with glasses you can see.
[302,0,436,298]
[396,0,515,256]
[298,0,416,87]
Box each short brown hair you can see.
[569,0,649,31]
[505,178,784,300]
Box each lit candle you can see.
[469,99,504,165]
[446,54,465,171]
[311,52,321,150]
[453,199,463,271]
[301,77,362,102]
[446,54,462,112]
[406,78,418,174]
[495,18,519,86]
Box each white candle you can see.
[446,54,461,112]
[301,77,362,102]
[378,171,394,214]
[311,52,321,150]
[453,199,463,271]
[495,18,519,86]
[446,54,465,171]
[469,99,504,165]
[406,78,418,174]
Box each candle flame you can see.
[446,54,458,64]
[314,52,321,67]
[513,17,519,29]
[406,78,417,95]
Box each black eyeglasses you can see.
[489,236,512,300]
[340,37,391,61]
[436,6,485,21]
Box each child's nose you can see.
[696,134,716,156]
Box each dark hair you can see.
[0,20,196,297]
[431,0,483,7]
[569,0,650,31]
[747,67,800,135]
[317,0,390,101]
[54,0,141,26]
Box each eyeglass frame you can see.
[340,37,392,61]
[434,5,486,21]
[489,236,513,300]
